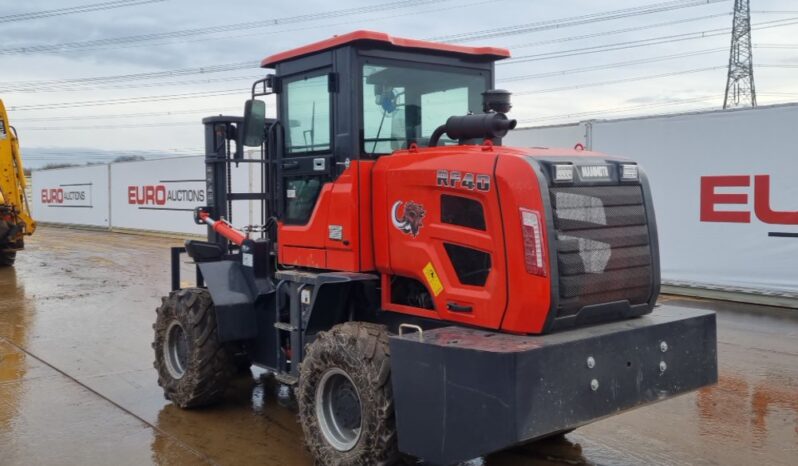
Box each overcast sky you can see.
[2,0,796,167]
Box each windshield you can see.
[362,62,488,155]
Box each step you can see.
[274,322,296,332]
[274,372,298,386]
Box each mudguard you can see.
[198,260,274,341]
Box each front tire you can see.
[297,322,401,465]
[153,288,234,408]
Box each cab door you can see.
[276,67,339,268]
[376,149,508,330]
[278,68,335,228]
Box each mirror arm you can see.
[251,74,278,99]
[251,78,267,99]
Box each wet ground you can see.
[0,226,796,465]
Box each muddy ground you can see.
[0,226,796,465]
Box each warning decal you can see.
[422,262,444,297]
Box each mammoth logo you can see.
[391,200,425,237]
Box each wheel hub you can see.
[332,383,361,429]
[164,321,189,379]
[315,368,363,451]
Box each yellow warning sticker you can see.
[422,262,444,297]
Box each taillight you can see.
[520,208,547,277]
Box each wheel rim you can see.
[164,321,189,379]
[315,368,363,452]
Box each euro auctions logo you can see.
[128,185,167,205]
[700,175,798,225]
[40,185,91,207]
[127,180,205,211]
[41,188,65,204]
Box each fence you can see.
[32,155,262,236]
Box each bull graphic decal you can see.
[391,200,425,238]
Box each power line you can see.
[0,0,165,24]
[0,5,735,98]
[0,0,491,94]
[520,92,798,126]
[500,16,798,65]
[755,43,798,48]
[429,0,730,42]
[0,0,449,56]
[24,63,792,129]
[0,61,258,93]
[513,66,726,96]
[8,89,245,111]
[0,9,728,93]
[6,74,263,94]
[505,13,732,51]
[512,96,798,127]
[10,49,793,117]
[1,0,726,57]
[97,0,496,56]
[7,4,796,127]
[518,95,723,124]
[499,48,728,81]
[0,3,757,95]
[12,107,242,122]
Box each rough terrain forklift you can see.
[154,31,717,465]
[0,99,36,267]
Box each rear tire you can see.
[297,322,402,465]
[153,288,234,408]
[0,251,16,267]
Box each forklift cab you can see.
[244,31,510,271]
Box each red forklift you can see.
[154,31,717,465]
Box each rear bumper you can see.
[389,306,717,465]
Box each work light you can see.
[621,164,639,181]
[553,164,574,182]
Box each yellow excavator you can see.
[0,99,35,266]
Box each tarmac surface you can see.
[0,226,796,465]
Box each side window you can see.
[284,177,321,225]
[441,195,486,231]
[284,72,331,154]
[444,243,491,286]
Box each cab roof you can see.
[260,30,511,68]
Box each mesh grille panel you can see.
[550,185,653,317]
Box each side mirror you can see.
[241,99,266,147]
